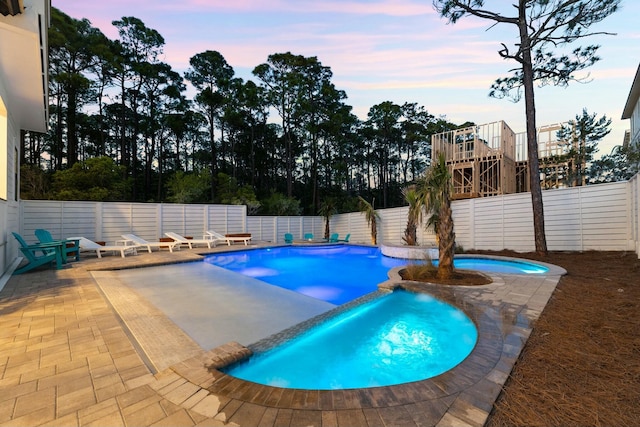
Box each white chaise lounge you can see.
[164,232,215,249]
[121,234,179,253]
[205,230,252,246]
[68,237,137,258]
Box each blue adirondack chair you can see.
[328,233,339,242]
[12,232,64,275]
[304,233,314,240]
[284,233,294,244]
[35,229,80,262]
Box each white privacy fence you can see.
[631,173,640,256]
[19,201,247,245]
[17,178,640,256]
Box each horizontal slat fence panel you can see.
[275,216,302,240]
[21,201,97,242]
[329,212,370,244]
[16,178,639,260]
[378,207,406,246]
[205,205,247,236]
[159,204,188,239]
[503,195,535,252]
[631,174,640,257]
[129,204,159,241]
[19,201,247,245]
[1,201,19,275]
[246,216,277,242]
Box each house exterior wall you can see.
[627,96,640,149]
[0,0,49,278]
[0,84,20,276]
[622,64,640,150]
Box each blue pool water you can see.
[223,290,478,389]
[204,245,548,304]
[436,257,549,274]
[205,245,407,304]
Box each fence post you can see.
[96,202,103,241]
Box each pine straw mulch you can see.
[468,250,640,427]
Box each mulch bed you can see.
[473,250,640,427]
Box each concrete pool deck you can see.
[0,244,565,426]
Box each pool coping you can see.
[93,247,566,426]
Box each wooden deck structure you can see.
[432,121,576,199]
[431,121,517,199]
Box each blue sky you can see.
[54,0,640,156]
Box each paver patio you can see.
[0,245,564,426]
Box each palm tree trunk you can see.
[437,203,455,280]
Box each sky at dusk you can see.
[53,0,640,156]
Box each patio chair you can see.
[304,233,314,240]
[337,233,351,242]
[121,233,179,253]
[12,232,65,274]
[284,233,294,244]
[35,229,81,262]
[328,233,339,243]
[67,236,137,258]
[205,230,252,246]
[165,232,215,249]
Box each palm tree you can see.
[419,153,455,279]
[402,185,422,246]
[319,198,337,240]
[358,196,380,245]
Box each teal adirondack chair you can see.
[337,233,351,242]
[328,233,339,243]
[35,229,80,262]
[12,232,64,275]
[304,233,314,240]
[284,233,294,244]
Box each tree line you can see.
[20,6,637,218]
[20,7,466,215]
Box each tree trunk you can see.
[371,217,378,245]
[403,218,417,246]
[66,87,78,167]
[437,202,455,280]
[209,113,217,201]
[519,9,548,255]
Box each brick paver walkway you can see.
[0,249,234,426]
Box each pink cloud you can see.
[56,0,436,16]
[151,0,436,16]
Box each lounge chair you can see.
[205,230,252,246]
[12,232,64,274]
[165,232,215,249]
[121,233,179,253]
[337,233,351,242]
[68,236,137,258]
[201,231,227,246]
[35,229,81,262]
[284,233,294,244]
[304,233,314,240]
[328,233,339,243]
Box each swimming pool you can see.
[204,245,550,304]
[223,289,478,389]
[205,245,407,304]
